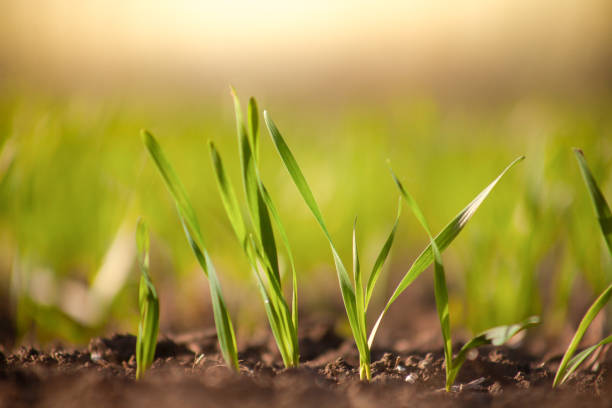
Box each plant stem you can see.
[359,356,372,381]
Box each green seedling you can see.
[135,218,159,380]
[142,130,239,371]
[553,149,612,387]
[389,167,540,390]
[208,90,298,367]
[264,110,529,381]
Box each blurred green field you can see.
[0,88,610,346]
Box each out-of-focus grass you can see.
[1,88,611,343]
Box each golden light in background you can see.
[1,0,611,95]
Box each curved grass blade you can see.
[232,90,280,282]
[135,218,159,380]
[368,156,525,347]
[449,316,540,388]
[209,141,247,246]
[264,111,370,376]
[559,334,612,385]
[553,283,612,387]
[553,150,612,387]
[211,96,299,367]
[365,198,401,310]
[388,167,452,389]
[573,148,612,255]
[248,97,259,162]
[142,130,239,371]
[259,183,300,357]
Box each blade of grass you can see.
[135,218,159,380]
[553,283,612,386]
[368,156,525,347]
[352,219,370,380]
[233,93,298,366]
[258,183,300,358]
[365,198,401,311]
[559,334,612,385]
[553,149,612,387]
[211,93,298,367]
[210,140,298,366]
[248,97,259,163]
[448,316,540,387]
[209,141,247,246]
[232,89,280,281]
[245,94,299,348]
[264,111,370,376]
[573,148,612,255]
[388,166,452,389]
[142,129,239,371]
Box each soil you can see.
[0,324,610,408]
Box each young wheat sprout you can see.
[135,219,159,380]
[263,109,535,382]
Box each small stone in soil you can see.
[488,381,503,395]
[405,372,418,384]
[418,353,434,369]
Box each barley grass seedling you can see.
[142,130,239,371]
[553,149,612,387]
[208,89,298,367]
[389,167,540,390]
[135,218,159,380]
[264,110,529,381]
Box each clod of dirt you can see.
[88,334,193,364]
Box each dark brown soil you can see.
[1,324,610,408]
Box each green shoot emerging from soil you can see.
[208,89,299,367]
[135,218,159,380]
[389,166,539,390]
[142,130,240,371]
[553,149,612,387]
[264,110,531,381]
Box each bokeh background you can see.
[0,1,611,350]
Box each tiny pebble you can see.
[405,373,418,384]
[467,348,479,361]
[396,364,406,373]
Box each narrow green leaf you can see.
[553,150,612,387]
[368,156,525,347]
[213,94,299,367]
[264,111,370,370]
[448,316,540,387]
[388,167,452,388]
[574,148,612,255]
[135,218,159,380]
[233,92,280,282]
[259,183,300,358]
[142,130,239,371]
[353,220,366,339]
[554,283,612,386]
[209,141,247,246]
[365,198,401,310]
[560,335,612,385]
[248,97,259,162]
